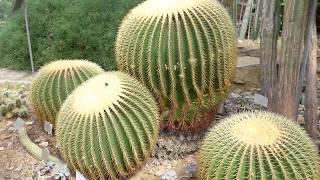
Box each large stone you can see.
[232,56,261,91]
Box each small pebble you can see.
[39,142,49,147]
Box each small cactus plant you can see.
[56,72,160,179]
[30,60,104,125]
[198,111,320,180]
[115,0,236,132]
[0,87,29,118]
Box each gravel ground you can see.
[0,81,318,180]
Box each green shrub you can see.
[56,71,159,179]
[116,0,236,132]
[198,111,320,180]
[30,60,104,125]
[0,0,143,70]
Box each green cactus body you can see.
[56,72,159,179]
[30,60,104,125]
[115,0,236,132]
[198,112,320,180]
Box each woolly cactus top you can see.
[198,111,320,179]
[231,115,281,145]
[72,72,123,114]
[131,0,208,16]
[38,59,101,72]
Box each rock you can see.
[217,104,225,114]
[7,127,16,133]
[6,121,13,127]
[1,134,11,140]
[39,142,49,147]
[14,164,22,172]
[6,166,14,171]
[25,121,34,126]
[179,135,185,142]
[237,56,260,68]
[7,142,13,149]
[233,78,246,85]
[297,114,304,125]
[230,93,240,98]
[161,169,177,180]
[35,138,42,143]
[185,162,197,177]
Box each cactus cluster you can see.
[56,72,160,179]
[198,111,320,180]
[0,86,29,119]
[116,0,236,132]
[29,60,104,125]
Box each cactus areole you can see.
[56,72,160,179]
[198,112,320,180]
[30,60,104,126]
[115,0,236,132]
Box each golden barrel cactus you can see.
[198,112,320,180]
[56,72,159,179]
[30,60,104,125]
[115,0,236,132]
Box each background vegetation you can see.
[0,0,143,70]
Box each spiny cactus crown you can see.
[30,60,104,125]
[198,111,320,180]
[116,0,236,132]
[56,72,159,179]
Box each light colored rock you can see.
[39,142,49,147]
[237,56,260,68]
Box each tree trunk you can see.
[239,0,254,39]
[305,24,318,140]
[260,0,308,120]
[301,0,318,140]
[260,0,281,97]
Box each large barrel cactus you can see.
[198,112,320,180]
[56,72,159,179]
[30,60,104,125]
[115,0,236,132]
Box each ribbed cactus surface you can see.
[115,0,236,132]
[30,60,104,125]
[198,112,320,180]
[56,72,159,179]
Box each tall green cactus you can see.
[198,112,320,180]
[115,0,236,132]
[56,72,159,179]
[30,60,104,125]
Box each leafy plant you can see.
[0,0,143,70]
[116,0,236,132]
[29,60,104,125]
[56,72,159,179]
[198,111,320,180]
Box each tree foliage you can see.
[0,0,143,70]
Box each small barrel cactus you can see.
[30,60,104,125]
[198,111,320,180]
[56,72,160,179]
[115,0,236,132]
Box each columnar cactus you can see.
[30,60,104,125]
[56,72,159,179]
[115,0,236,132]
[198,112,320,180]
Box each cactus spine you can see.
[198,112,320,180]
[56,72,159,179]
[30,60,104,125]
[115,0,236,132]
